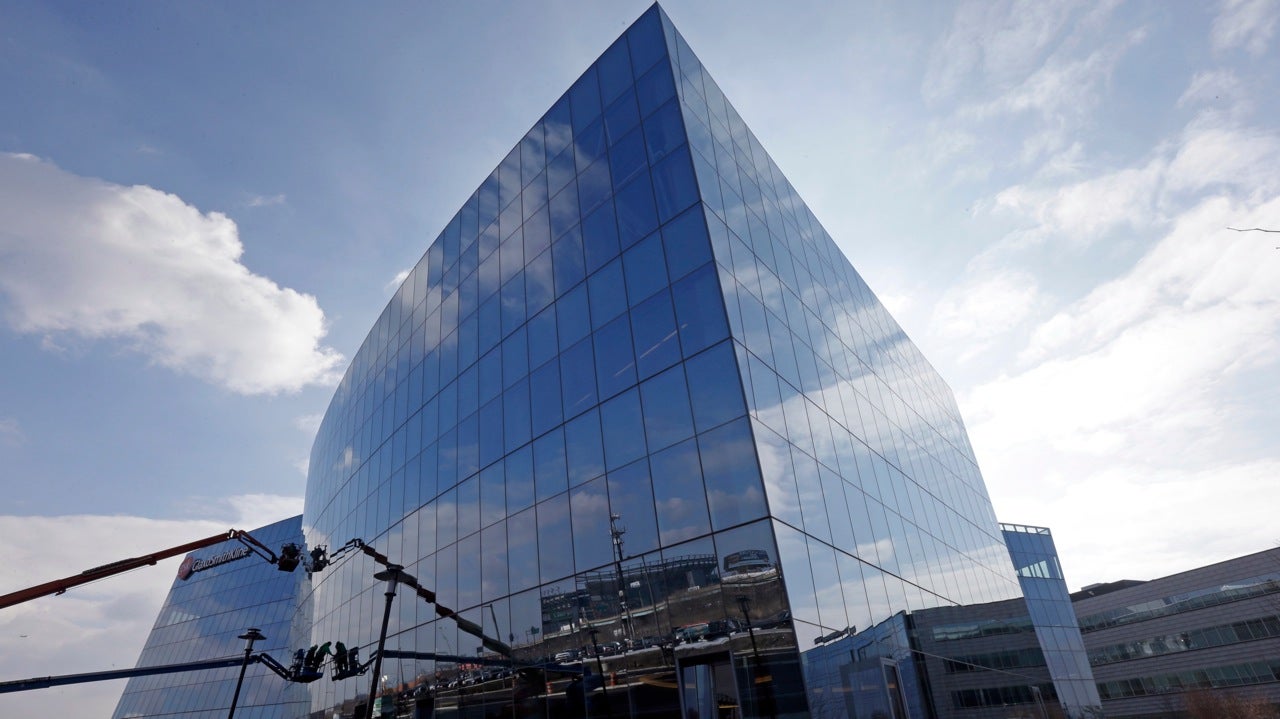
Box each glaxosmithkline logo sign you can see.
[177,546,252,580]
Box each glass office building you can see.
[298,5,1025,717]
[112,516,309,719]
[1002,524,1100,716]
[802,524,1100,719]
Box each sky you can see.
[1,0,1278,715]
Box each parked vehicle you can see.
[677,623,711,643]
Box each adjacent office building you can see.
[112,516,310,719]
[294,6,1036,717]
[803,523,1101,719]
[1073,547,1280,718]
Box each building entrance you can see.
[678,652,742,719]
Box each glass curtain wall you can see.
[297,5,1022,718]
[1003,524,1103,717]
[112,516,310,719]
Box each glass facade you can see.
[113,516,309,719]
[298,5,1023,717]
[801,524,1098,719]
[1002,523,1102,717]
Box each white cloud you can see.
[293,413,324,434]
[1177,69,1250,114]
[992,97,1279,248]
[1164,124,1280,196]
[919,0,1139,171]
[386,268,411,293]
[1001,459,1280,589]
[930,271,1043,360]
[1211,0,1280,56]
[246,193,286,207]
[0,154,343,395]
[963,27,1146,163]
[922,0,1107,104]
[994,159,1166,245]
[0,417,22,447]
[223,494,303,531]
[0,495,301,718]
[963,193,1280,586]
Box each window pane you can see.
[594,312,637,399]
[507,509,539,593]
[564,408,605,486]
[533,427,568,502]
[684,340,747,432]
[537,493,573,583]
[588,258,629,330]
[582,198,620,273]
[479,463,505,528]
[672,262,729,356]
[699,417,767,530]
[600,388,647,471]
[630,289,681,380]
[571,476,614,573]
[662,204,712,282]
[614,173,659,248]
[552,226,586,296]
[652,145,698,223]
[649,438,711,545]
[560,336,597,418]
[456,474,480,539]
[606,458,660,557]
[504,440,534,514]
[639,364,694,451]
[528,357,563,438]
[503,377,531,453]
[623,231,668,307]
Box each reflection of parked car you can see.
[628,635,664,650]
[677,623,711,643]
[554,649,580,663]
[706,618,741,638]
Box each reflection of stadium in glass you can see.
[292,5,1043,718]
[722,549,771,574]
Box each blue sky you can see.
[2,1,1278,715]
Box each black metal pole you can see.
[587,628,614,719]
[228,627,264,719]
[737,596,775,719]
[366,566,403,719]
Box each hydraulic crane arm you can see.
[0,529,282,611]
[0,655,249,694]
[324,539,514,659]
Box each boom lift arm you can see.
[317,539,514,659]
[0,529,287,611]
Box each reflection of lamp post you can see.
[610,514,635,642]
[587,628,614,719]
[228,627,264,719]
[736,596,776,719]
[367,565,408,719]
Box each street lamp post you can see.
[367,565,408,719]
[227,627,265,719]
